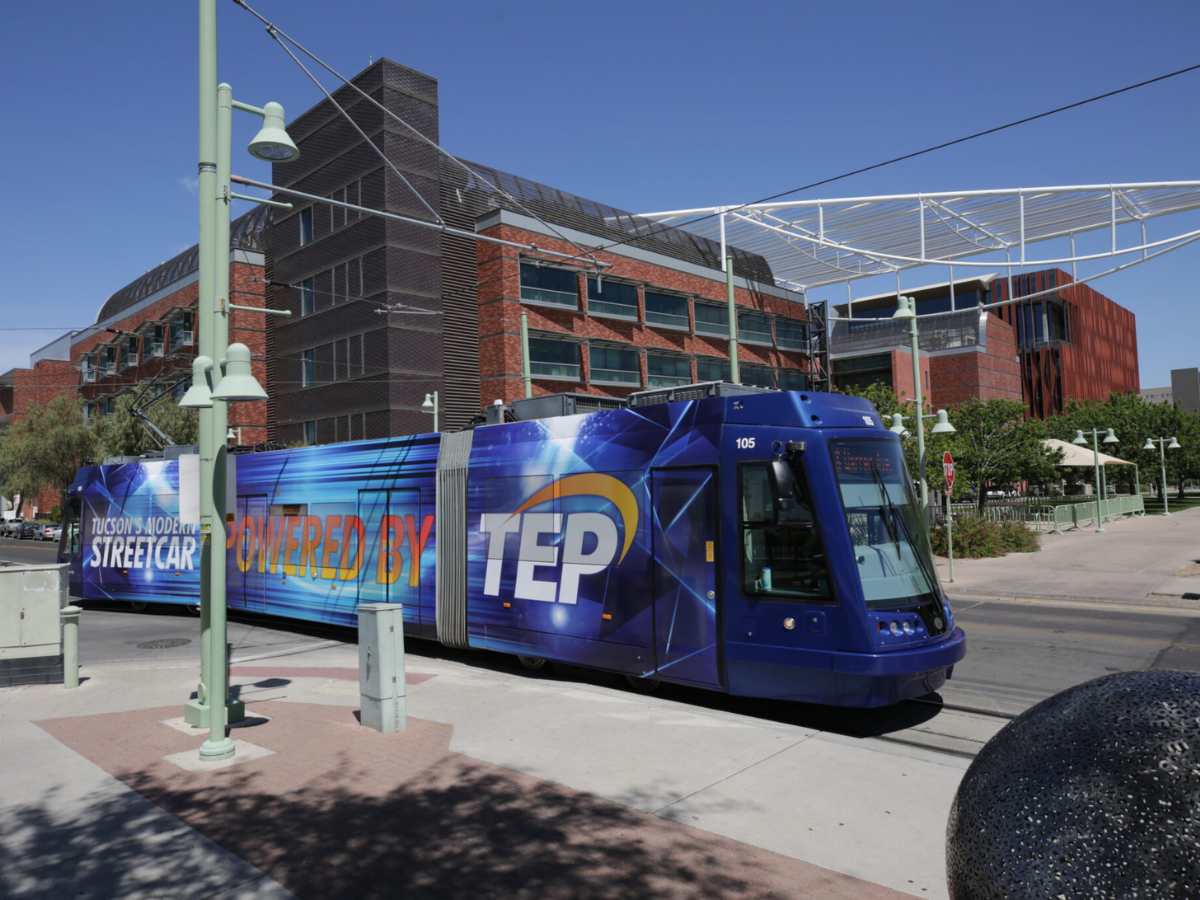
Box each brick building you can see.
[71,206,269,443]
[829,269,1137,417]
[0,344,82,517]
[263,58,818,444]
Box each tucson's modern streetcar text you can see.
[63,388,965,707]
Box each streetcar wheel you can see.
[624,673,661,694]
[129,601,148,612]
[185,604,201,617]
[517,655,549,672]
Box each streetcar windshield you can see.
[831,439,938,609]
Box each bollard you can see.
[358,603,406,733]
[61,605,81,689]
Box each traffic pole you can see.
[946,491,954,583]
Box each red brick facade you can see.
[992,269,1139,417]
[928,314,1023,408]
[476,223,814,404]
[889,348,932,410]
[0,360,80,516]
[73,260,268,444]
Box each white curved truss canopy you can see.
[639,181,1200,291]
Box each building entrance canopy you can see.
[639,182,1200,293]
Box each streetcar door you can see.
[357,488,421,626]
[650,467,721,689]
[240,495,268,612]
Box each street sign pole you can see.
[943,451,956,583]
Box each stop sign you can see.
[943,451,956,494]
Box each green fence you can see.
[938,494,1145,532]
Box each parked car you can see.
[17,521,40,540]
[0,518,20,538]
[41,524,62,542]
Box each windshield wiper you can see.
[884,485,940,599]
[870,461,901,555]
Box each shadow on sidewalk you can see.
[0,752,887,899]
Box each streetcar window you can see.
[739,462,830,601]
[831,439,938,609]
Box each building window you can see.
[299,207,314,245]
[696,356,731,382]
[741,363,776,388]
[123,335,140,368]
[520,263,579,308]
[302,420,317,445]
[775,318,808,351]
[528,337,581,381]
[644,291,689,331]
[332,187,345,230]
[80,357,95,383]
[300,278,315,316]
[589,344,641,386]
[647,352,692,388]
[143,324,165,358]
[586,277,637,320]
[778,369,810,391]
[302,349,316,387]
[170,311,193,352]
[694,302,730,337]
[739,311,772,345]
[101,346,116,375]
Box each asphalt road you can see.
[10,533,1197,721]
[0,537,61,566]
[55,590,1200,723]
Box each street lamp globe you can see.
[179,355,214,409]
[931,409,956,435]
[889,413,907,435]
[421,393,436,412]
[1072,430,1088,446]
[1102,428,1119,445]
[1167,437,1182,450]
[211,343,267,401]
[248,101,300,162]
[892,296,916,320]
[1143,438,1156,451]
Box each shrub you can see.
[931,516,1039,558]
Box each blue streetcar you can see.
[63,386,965,707]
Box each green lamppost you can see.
[891,296,930,506]
[1073,428,1118,532]
[182,0,297,763]
[1142,436,1182,515]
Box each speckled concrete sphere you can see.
[946,670,1200,899]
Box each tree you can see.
[944,399,1060,511]
[0,395,96,511]
[1046,393,1200,499]
[92,393,199,460]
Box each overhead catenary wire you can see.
[229,0,605,274]
[232,173,611,270]
[587,61,1200,258]
[264,25,444,226]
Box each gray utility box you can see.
[0,564,69,687]
[358,603,407,733]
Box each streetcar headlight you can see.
[889,621,901,636]
[902,621,914,635]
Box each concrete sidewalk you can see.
[0,633,991,898]
[937,505,1200,607]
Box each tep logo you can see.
[480,473,638,605]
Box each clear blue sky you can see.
[2,0,1197,387]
